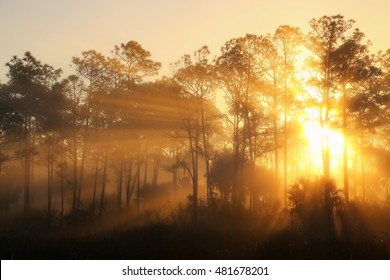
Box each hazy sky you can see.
[1,0,390,82]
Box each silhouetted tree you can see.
[306,15,355,180]
[348,50,388,199]
[216,34,265,208]
[0,83,23,174]
[113,40,161,92]
[72,50,107,213]
[173,46,218,220]
[5,52,62,212]
[273,25,303,206]
[330,29,376,201]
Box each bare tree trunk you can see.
[143,152,148,189]
[172,149,178,188]
[188,118,199,225]
[99,149,109,215]
[24,115,31,213]
[273,75,280,200]
[60,151,64,223]
[200,99,213,214]
[342,84,349,202]
[117,159,123,209]
[72,115,78,214]
[47,133,54,221]
[127,160,140,210]
[136,154,141,214]
[151,155,160,187]
[47,145,51,218]
[232,114,240,208]
[322,50,331,180]
[0,145,3,177]
[360,134,365,201]
[91,151,99,211]
[76,139,87,212]
[125,155,133,209]
[283,77,288,208]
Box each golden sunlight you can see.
[301,108,345,175]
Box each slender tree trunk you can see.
[60,151,64,223]
[91,150,99,211]
[117,159,123,209]
[72,139,77,212]
[342,83,349,202]
[76,139,87,212]
[30,138,35,206]
[283,74,288,208]
[232,113,240,208]
[322,50,331,180]
[136,154,141,214]
[239,115,248,207]
[127,160,140,210]
[47,144,51,218]
[24,114,31,213]
[0,146,2,176]
[99,148,109,215]
[72,97,78,213]
[47,134,54,220]
[273,75,280,199]
[151,155,160,187]
[360,134,365,201]
[200,98,213,214]
[188,118,198,224]
[126,155,133,209]
[143,152,148,189]
[172,149,178,188]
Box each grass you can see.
[1,200,390,259]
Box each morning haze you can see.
[1,0,390,259]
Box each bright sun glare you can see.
[295,67,347,176]
[301,107,345,174]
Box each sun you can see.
[300,107,345,175]
[303,120,344,158]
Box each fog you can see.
[1,16,390,259]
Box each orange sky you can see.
[1,0,390,82]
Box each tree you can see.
[329,29,374,201]
[173,46,218,220]
[347,51,387,200]
[273,25,303,206]
[71,50,106,212]
[113,40,161,92]
[39,80,68,219]
[306,15,355,180]
[0,83,23,175]
[5,52,62,212]
[216,34,266,208]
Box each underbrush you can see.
[1,191,390,259]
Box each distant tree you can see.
[273,25,303,206]
[5,52,62,212]
[209,151,235,205]
[39,80,68,218]
[72,50,107,212]
[112,40,161,92]
[251,34,282,199]
[173,46,218,221]
[0,83,23,174]
[106,42,162,213]
[63,75,85,211]
[216,34,265,208]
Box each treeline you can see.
[1,15,390,225]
